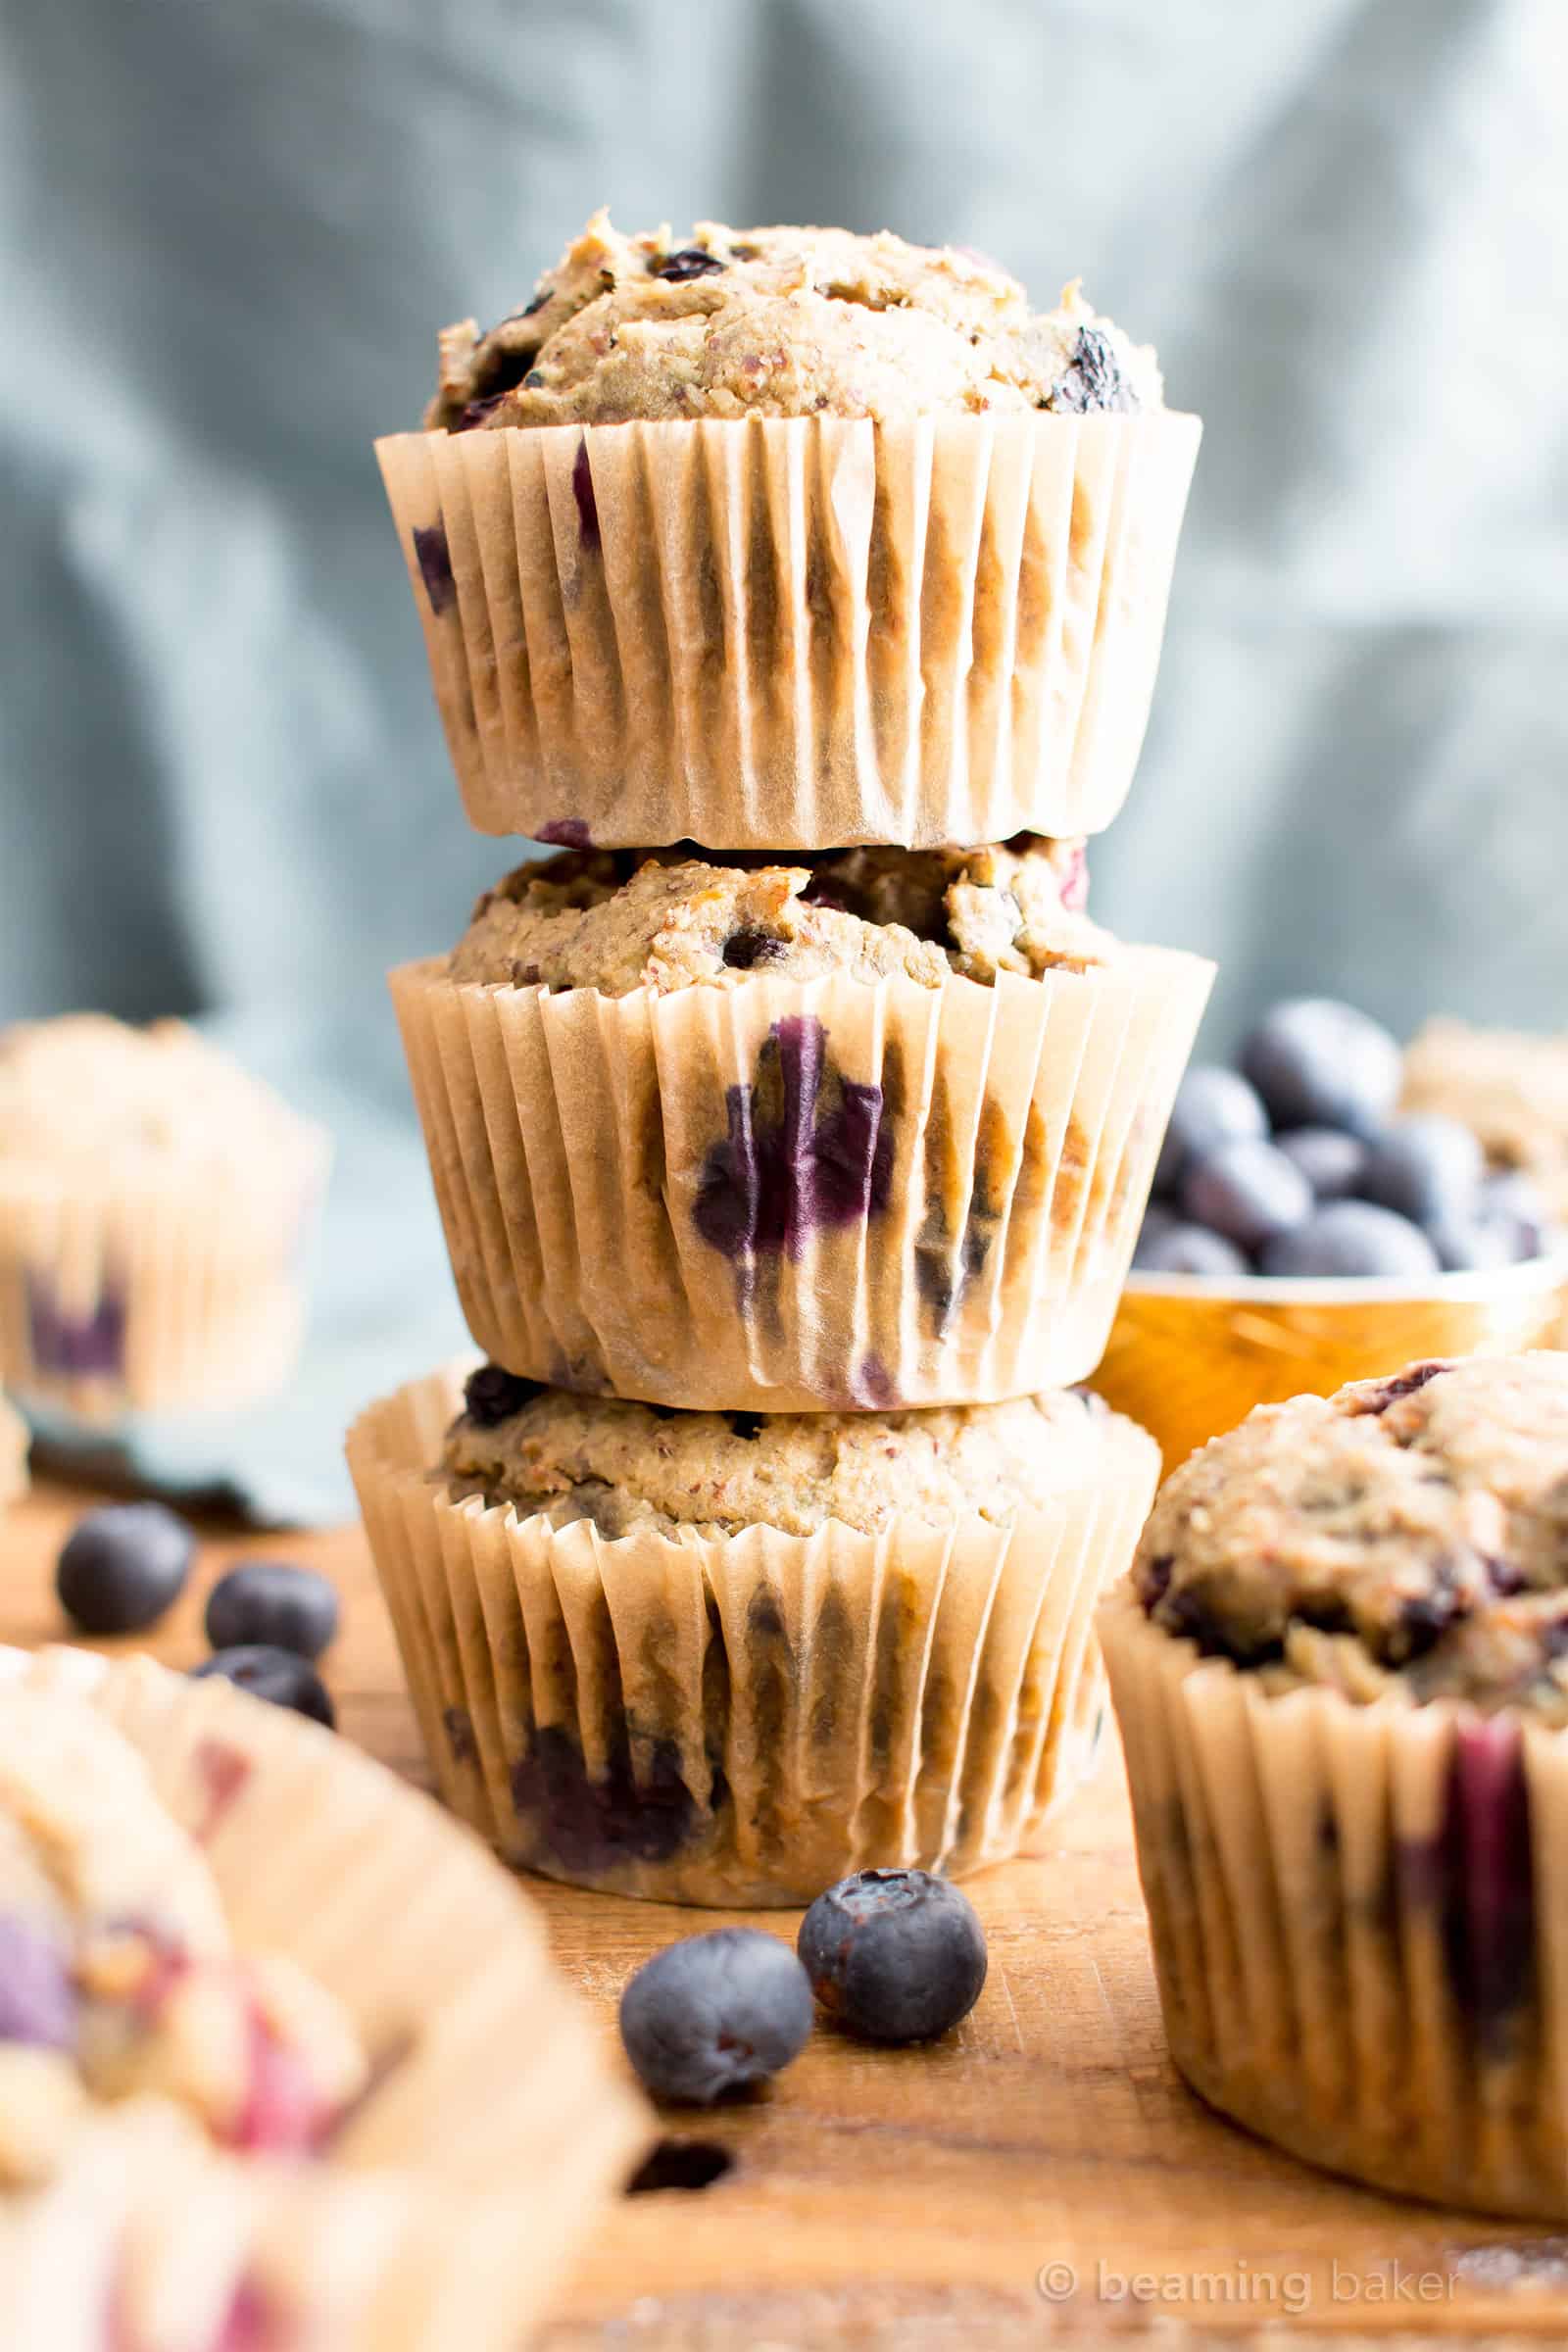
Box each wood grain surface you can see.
[6,1471,1568,2348]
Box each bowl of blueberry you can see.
[1094,997,1568,1473]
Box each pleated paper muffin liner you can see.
[391,945,1213,1413]
[375,410,1201,852]
[0,1395,25,1516]
[0,1130,330,1424]
[347,1364,1160,1908]
[0,1644,648,2350]
[1099,1584,1568,2219]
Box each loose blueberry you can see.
[1152,1066,1267,1198]
[1133,1222,1251,1278]
[205,1563,339,1662]
[1240,998,1401,1139]
[619,1930,812,2105]
[0,1914,77,2048]
[1275,1126,1367,1201]
[1425,1213,1522,1274]
[56,1503,194,1637]
[1260,1200,1441,1279]
[1482,1169,1555,1262]
[1361,1114,1484,1230]
[798,1869,987,2044]
[1180,1136,1313,1253]
[192,1647,335,1730]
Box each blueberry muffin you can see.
[393,848,1211,1411]
[0,1648,646,2347]
[349,1361,1161,1905]
[377,210,1201,850]
[0,1015,329,1421]
[1100,1351,1568,2217]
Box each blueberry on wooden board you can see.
[619,1931,813,2104]
[57,1503,194,1637]
[205,1563,339,1662]
[798,1869,987,2043]
[192,1646,335,1729]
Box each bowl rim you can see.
[1122,1247,1568,1311]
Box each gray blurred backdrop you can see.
[1,0,1565,1508]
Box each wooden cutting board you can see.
[5,1473,1568,2348]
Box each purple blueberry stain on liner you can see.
[26,1275,124,1378]
[535,817,593,850]
[693,1016,892,1264]
[1397,1718,1536,2053]
[412,522,456,615]
[571,439,601,552]
[512,1724,723,1876]
[443,1706,477,1766]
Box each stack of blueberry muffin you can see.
[351,214,1213,1904]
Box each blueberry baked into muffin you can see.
[393,846,1211,1411]
[349,1361,1160,1905]
[1100,1351,1568,2217]
[377,210,1202,850]
[0,1015,328,1422]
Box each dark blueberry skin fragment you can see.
[463,1364,542,1427]
[1347,1359,1450,1416]
[192,1647,335,1730]
[0,1913,78,2049]
[513,1725,719,1874]
[648,247,728,283]
[571,438,601,551]
[694,1015,892,1263]
[205,1562,339,1662]
[412,522,456,615]
[1275,1126,1367,1201]
[1133,1221,1250,1278]
[26,1276,125,1376]
[1362,1114,1484,1230]
[57,1503,194,1637]
[798,1869,987,2043]
[1152,1065,1268,1198]
[1050,324,1134,415]
[1240,998,1401,1140]
[1180,1136,1312,1253]
[1261,1200,1440,1279]
[618,1929,812,2104]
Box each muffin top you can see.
[444,1366,1147,1542]
[0,1688,365,2186]
[0,1016,318,1176]
[426,209,1163,431]
[450,839,1108,998]
[1134,1353,1568,1719]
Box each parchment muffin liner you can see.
[375,410,1201,852]
[390,946,1213,1412]
[0,1394,26,1516]
[347,1364,1161,1907]
[0,1644,648,2350]
[1099,1583,1568,2219]
[0,1129,330,1424]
